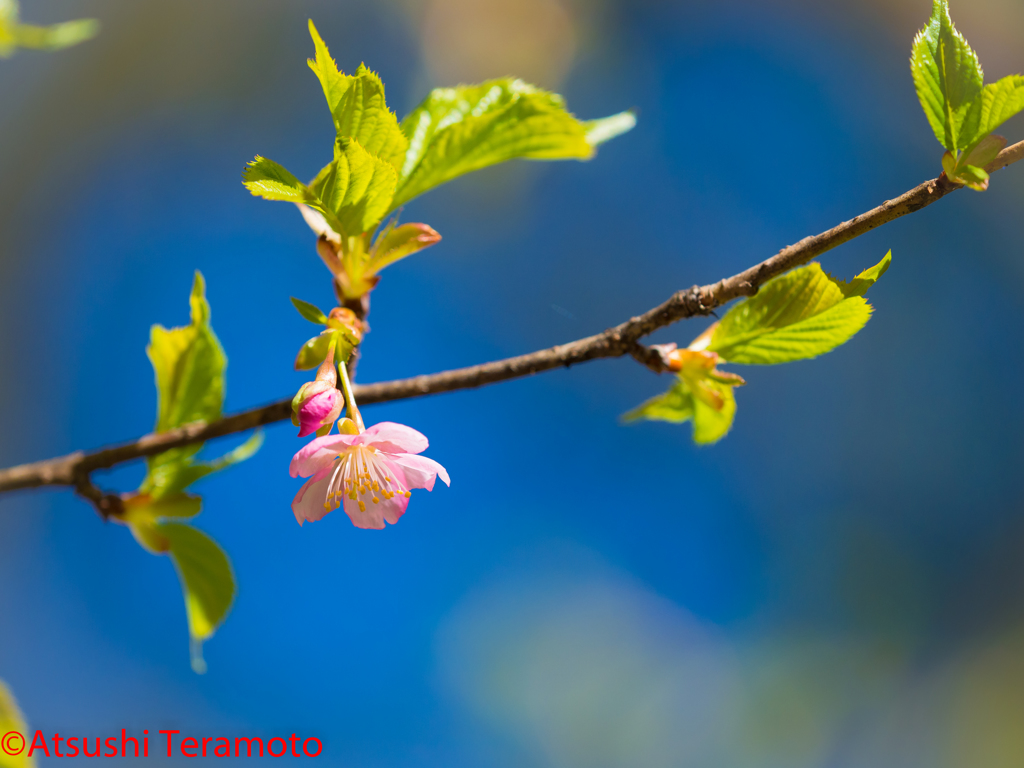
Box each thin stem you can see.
[1,141,1023,497]
[337,359,365,432]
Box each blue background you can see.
[3,0,1024,765]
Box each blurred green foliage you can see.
[0,0,97,58]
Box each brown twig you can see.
[2,142,1022,498]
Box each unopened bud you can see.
[337,417,360,435]
[649,343,679,370]
[327,307,364,345]
[314,344,338,386]
[292,382,344,437]
[665,347,719,375]
[293,340,344,437]
[655,343,747,389]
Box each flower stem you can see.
[337,359,365,432]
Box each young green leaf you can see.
[832,249,892,298]
[159,523,236,675]
[310,138,397,236]
[295,332,334,371]
[910,0,984,153]
[242,155,313,203]
[706,252,890,365]
[976,75,1024,140]
[242,156,347,235]
[962,133,1008,169]
[142,273,261,499]
[584,111,638,146]
[910,1,1024,187]
[251,30,633,228]
[124,275,258,673]
[122,492,202,554]
[307,21,409,172]
[148,272,225,433]
[291,296,329,325]
[293,306,362,370]
[244,153,393,238]
[949,160,990,191]
[367,222,442,273]
[0,679,33,768]
[0,0,98,58]
[624,376,737,445]
[294,329,359,370]
[392,79,634,209]
[129,493,203,527]
[142,431,264,501]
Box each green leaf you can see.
[133,493,203,523]
[128,275,257,674]
[624,376,736,445]
[584,110,637,146]
[242,155,310,202]
[0,679,33,768]
[392,79,634,209]
[367,222,442,273]
[142,432,264,500]
[310,138,397,236]
[0,0,97,58]
[963,133,1007,168]
[148,272,225,433]
[624,379,693,424]
[241,156,335,224]
[692,382,736,445]
[124,493,201,553]
[952,162,990,191]
[708,252,889,365]
[10,18,97,51]
[834,249,892,298]
[911,0,984,153]
[307,21,409,172]
[159,523,236,674]
[291,296,329,325]
[976,75,1024,140]
[141,273,261,499]
[910,0,1024,168]
[295,331,334,370]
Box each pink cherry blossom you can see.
[289,421,449,529]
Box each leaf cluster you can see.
[243,21,634,252]
[627,252,890,444]
[121,273,261,673]
[290,296,363,370]
[911,0,1024,189]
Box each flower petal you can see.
[339,462,411,528]
[362,422,429,454]
[380,491,411,525]
[387,453,450,492]
[379,462,411,525]
[341,495,386,529]
[291,472,333,526]
[290,434,359,478]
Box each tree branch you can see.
[2,142,1023,497]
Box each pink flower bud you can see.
[293,383,344,438]
[292,339,345,437]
